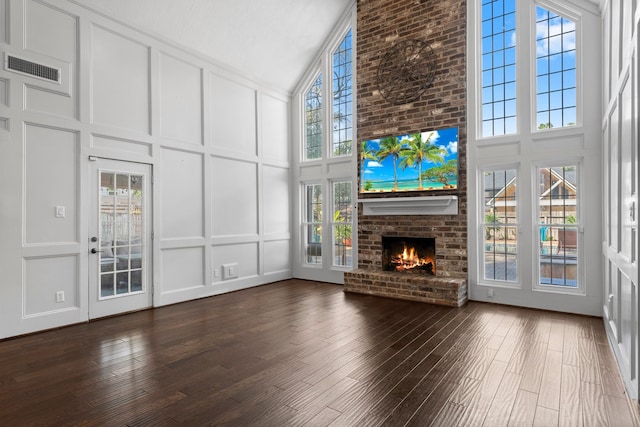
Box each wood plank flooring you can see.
[0,279,638,426]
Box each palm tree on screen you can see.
[376,136,403,191]
[399,133,447,189]
[360,141,377,190]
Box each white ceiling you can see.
[72,0,352,93]
[71,0,601,94]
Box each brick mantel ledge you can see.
[344,269,468,307]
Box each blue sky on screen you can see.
[363,127,458,182]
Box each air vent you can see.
[6,55,60,83]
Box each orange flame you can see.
[391,245,434,272]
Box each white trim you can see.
[359,196,458,216]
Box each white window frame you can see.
[468,0,601,313]
[292,3,357,284]
[302,70,324,162]
[477,164,521,288]
[301,181,323,268]
[330,27,354,159]
[532,158,585,295]
[330,179,354,269]
[530,0,583,134]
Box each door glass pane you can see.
[333,181,352,267]
[99,171,144,298]
[304,184,322,265]
[538,165,578,288]
[482,169,518,282]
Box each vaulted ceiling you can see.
[72,0,353,94]
[71,0,602,94]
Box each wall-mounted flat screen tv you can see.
[360,127,458,193]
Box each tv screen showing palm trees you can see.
[360,127,458,193]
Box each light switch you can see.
[55,205,65,218]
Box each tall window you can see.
[537,165,579,288]
[305,75,323,160]
[332,30,353,157]
[481,0,516,137]
[297,19,355,278]
[471,0,593,304]
[535,6,576,129]
[482,169,518,282]
[304,184,322,265]
[332,181,352,267]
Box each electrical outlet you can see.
[222,263,239,279]
[55,291,65,303]
[488,289,495,298]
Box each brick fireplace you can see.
[344,0,468,307]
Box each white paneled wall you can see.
[602,0,640,401]
[210,75,257,156]
[91,25,150,134]
[161,148,204,239]
[24,125,79,244]
[0,0,291,339]
[159,53,203,145]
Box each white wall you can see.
[601,0,640,400]
[0,0,291,339]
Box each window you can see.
[535,6,576,129]
[470,0,594,305]
[303,29,353,162]
[332,181,352,267]
[482,169,518,282]
[305,75,323,160]
[480,1,579,136]
[295,17,355,280]
[481,0,517,137]
[537,165,579,288]
[332,30,353,157]
[304,184,322,265]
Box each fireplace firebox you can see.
[382,236,435,274]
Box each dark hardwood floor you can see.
[1,279,638,426]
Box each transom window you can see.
[332,29,353,157]
[304,75,323,161]
[480,0,578,137]
[481,0,516,137]
[535,6,576,129]
[303,29,353,162]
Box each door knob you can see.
[90,248,103,254]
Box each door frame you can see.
[87,156,154,319]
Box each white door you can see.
[89,158,153,319]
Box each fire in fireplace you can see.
[382,236,435,274]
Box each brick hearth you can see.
[344,269,467,307]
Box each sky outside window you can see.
[481,0,516,137]
[481,1,577,136]
[535,6,576,129]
